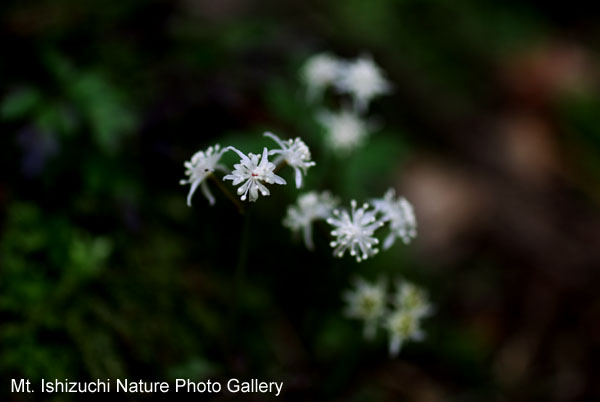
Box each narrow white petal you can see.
[200,180,215,206]
[272,174,287,185]
[264,132,285,148]
[214,164,229,173]
[258,147,269,168]
[226,146,249,162]
[249,183,259,202]
[303,223,314,251]
[294,167,303,189]
[383,233,396,250]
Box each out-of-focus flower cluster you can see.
[301,53,391,155]
[283,188,417,262]
[181,132,315,205]
[343,277,432,357]
[282,191,339,250]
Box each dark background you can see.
[1,0,600,400]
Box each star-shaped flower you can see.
[223,146,286,202]
[317,108,370,155]
[327,200,384,262]
[264,132,316,188]
[336,55,392,112]
[180,144,227,206]
[343,277,387,339]
[301,52,343,101]
[385,308,425,357]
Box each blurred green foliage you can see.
[2,52,135,154]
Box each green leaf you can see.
[1,88,42,120]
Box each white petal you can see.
[272,174,287,185]
[258,147,270,168]
[249,183,259,202]
[186,179,202,207]
[294,167,303,189]
[214,164,229,173]
[226,146,249,162]
[200,180,215,206]
[303,223,314,251]
[383,233,396,250]
[264,132,285,148]
[256,181,270,196]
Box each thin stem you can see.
[229,207,251,331]
[235,210,250,297]
[273,160,288,174]
[210,174,245,215]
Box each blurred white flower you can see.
[385,308,425,357]
[327,200,384,262]
[372,188,417,249]
[393,281,433,319]
[318,108,370,154]
[223,146,286,202]
[180,144,228,206]
[265,132,316,188]
[283,191,339,250]
[340,276,433,356]
[343,277,387,339]
[336,55,391,112]
[302,52,343,101]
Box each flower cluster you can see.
[282,188,416,263]
[327,200,384,262]
[372,188,418,249]
[177,44,434,364]
[343,277,432,357]
[343,277,387,339]
[223,146,286,202]
[302,53,391,155]
[302,53,391,112]
[181,132,315,206]
[301,52,342,102]
[265,132,316,189]
[317,109,370,155]
[335,55,393,113]
[180,144,228,206]
[283,191,339,250]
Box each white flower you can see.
[223,146,286,202]
[318,109,370,154]
[283,191,339,250]
[336,55,391,112]
[327,200,384,262]
[343,277,387,339]
[264,132,316,188]
[301,52,343,101]
[393,281,433,319]
[180,144,228,206]
[372,188,417,249]
[385,308,425,357]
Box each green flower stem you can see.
[235,210,251,297]
[273,160,288,174]
[209,174,245,215]
[229,207,251,333]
